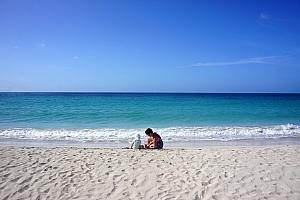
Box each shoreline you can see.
[1,136,300,149]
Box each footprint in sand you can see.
[19,176,33,185]
[10,176,21,182]
[2,194,11,200]
[17,184,29,193]
[130,178,137,186]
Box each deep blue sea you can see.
[0,92,300,143]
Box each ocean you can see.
[0,92,300,147]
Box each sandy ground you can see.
[0,145,300,200]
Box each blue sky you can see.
[0,0,300,92]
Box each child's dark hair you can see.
[145,128,153,135]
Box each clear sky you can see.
[0,0,300,92]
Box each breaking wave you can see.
[0,124,299,142]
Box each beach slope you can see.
[0,145,300,200]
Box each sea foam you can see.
[0,124,299,142]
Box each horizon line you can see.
[1,91,300,94]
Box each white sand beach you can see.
[0,145,300,200]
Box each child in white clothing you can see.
[131,133,142,149]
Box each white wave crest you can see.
[0,124,299,142]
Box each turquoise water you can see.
[1,93,300,128]
[0,93,300,142]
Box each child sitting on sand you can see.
[131,133,142,149]
[144,128,163,149]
